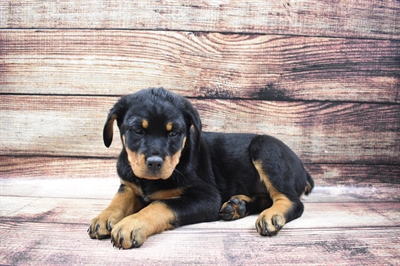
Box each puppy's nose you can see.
[146,156,163,172]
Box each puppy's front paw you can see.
[255,210,286,236]
[88,209,125,240]
[111,214,147,249]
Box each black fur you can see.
[98,87,314,243]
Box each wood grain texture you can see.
[1,0,399,39]
[1,178,399,265]
[1,95,399,164]
[1,157,399,187]
[1,177,399,204]
[1,220,398,265]
[0,156,117,179]
[1,30,399,102]
[1,1,399,264]
[2,196,400,229]
[305,163,400,187]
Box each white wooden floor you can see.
[1,177,399,265]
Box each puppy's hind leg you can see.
[250,135,309,236]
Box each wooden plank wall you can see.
[0,0,399,188]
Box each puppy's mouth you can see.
[125,149,181,180]
[122,135,185,180]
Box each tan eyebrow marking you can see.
[166,122,173,132]
[142,119,149,129]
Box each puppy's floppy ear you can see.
[182,98,202,151]
[103,98,126,148]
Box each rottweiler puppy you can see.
[88,87,314,249]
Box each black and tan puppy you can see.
[88,87,314,249]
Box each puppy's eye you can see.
[133,129,144,135]
[169,131,179,137]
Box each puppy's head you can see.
[103,88,201,180]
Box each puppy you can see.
[88,87,314,249]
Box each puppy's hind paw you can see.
[220,196,249,221]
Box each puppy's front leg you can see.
[109,185,221,249]
[88,183,142,239]
[110,201,175,249]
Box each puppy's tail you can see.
[304,171,314,196]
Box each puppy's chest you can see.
[138,179,185,203]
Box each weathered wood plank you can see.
[1,95,399,164]
[198,100,400,167]
[1,0,399,39]
[1,157,399,188]
[0,177,117,201]
[1,178,399,264]
[0,95,117,157]
[1,30,399,102]
[1,195,399,265]
[305,163,400,187]
[1,221,398,265]
[2,177,400,203]
[2,194,399,226]
[0,157,117,180]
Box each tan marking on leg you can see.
[89,181,142,240]
[166,122,173,132]
[111,202,176,249]
[142,119,148,129]
[253,160,293,236]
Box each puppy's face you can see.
[103,88,201,180]
[121,105,187,180]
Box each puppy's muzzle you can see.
[146,156,164,173]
